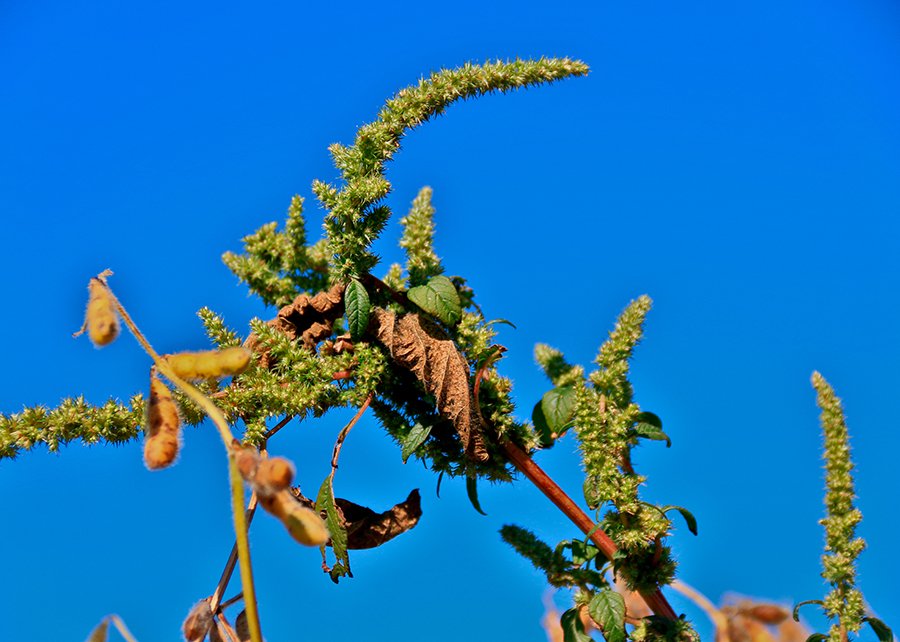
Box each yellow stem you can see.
[102,279,263,642]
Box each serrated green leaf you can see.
[401,422,432,463]
[561,608,592,642]
[792,600,823,622]
[317,473,350,582]
[466,475,487,515]
[345,278,371,340]
[865,617,894,642]
[85,620,109,642]
[407,275,461,325]
[662,505,698,536]
[541,386,577,435]
[532,400,554,448]
[632,412,670,446]
[589,590,627,642]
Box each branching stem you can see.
[501,440,677,621]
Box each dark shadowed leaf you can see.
[345,278,370,340]
[85,620,109,642]
[406,275,461,326]
[805,635,828,642]
[570,540,600,566]
[561,608,592,642]
[466,475,487,515]
[662,505,698,536]
[635,410,662,428]
[401,422,432,463]
[589,590,627,642]
[533,400,554,447]
[864,617,894,642]
[542,386,577,434]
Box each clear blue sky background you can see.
[1,2,898,640]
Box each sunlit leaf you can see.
[401,422,432,463]
[541,386,577,435]
[589,590,626,642]
[406,275,461,325]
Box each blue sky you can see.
[1,1,899,640]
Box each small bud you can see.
[144,375,182,470]
[182,599,213,642]
[167,347,252,380]
[233,445,260,482]
[254,457,295,496]
[85,278,119,347]
[260,490,329,546]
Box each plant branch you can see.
[501,440,677,621]
[331,393,373,469]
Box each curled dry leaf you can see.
[369,308,488,461]
[291,487,423,550]
[246,284,345,366]
[337,488,423,549]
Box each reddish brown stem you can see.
[501,440,677,622]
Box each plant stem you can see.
[501,440,677,621]
[101,278,263,642]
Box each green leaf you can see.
[541,386,577,435]
[632,412,670,447]
[805,635,828,642]
[485,318,517,329]
[589,590,627,642]
[792,600,823,622]
[466,475,487,515]
[570,540,600,566]
[561,608,592,642]
[635,410,662,428]
[345,278,371,340]
[407,275,461,325]
[532,400,554,448]
[401,422,432,463]
[317,473,351,583]
[662,505,698,536]
[864,617,894,642]
[85,620,109,642]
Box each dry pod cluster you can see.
[234,445,329,546]
[144,373,182,470]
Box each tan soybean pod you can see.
[166,347,252,380]
[85,277,119,347]
[144,375,182,470]
[260,490,329,546]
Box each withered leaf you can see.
[291,487,423,550]
[245,284,345,365]
[369,308,488,461]
[337,488,423,549]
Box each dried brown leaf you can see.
[245,284,345,365]
[370,308,488,461]
[290,487,423,550]
[337,488,423,549]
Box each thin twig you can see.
[209,495,259,613]
[263,415,295,441]
[330,393,374,469]
[501,440,678,621]
[108,615,139,642]
[670,580,730,642]
[214,614,240,642]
